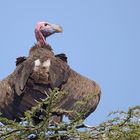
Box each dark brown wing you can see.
[15,59,34,95]
[48,58,69,88]
[57,69,101,120]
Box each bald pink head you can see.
[35,21,63,47]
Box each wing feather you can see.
[15,59,34,95]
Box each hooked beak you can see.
[51,24,63,33]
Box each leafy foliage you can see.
[0,89,140,140]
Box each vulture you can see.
[0,21,101,123]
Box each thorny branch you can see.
[0,89,140,140]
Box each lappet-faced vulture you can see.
[0,21,101,123]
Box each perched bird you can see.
[0,21,101,123]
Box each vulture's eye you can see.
[44,23,48,26]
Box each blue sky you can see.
[0,0,140,125]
